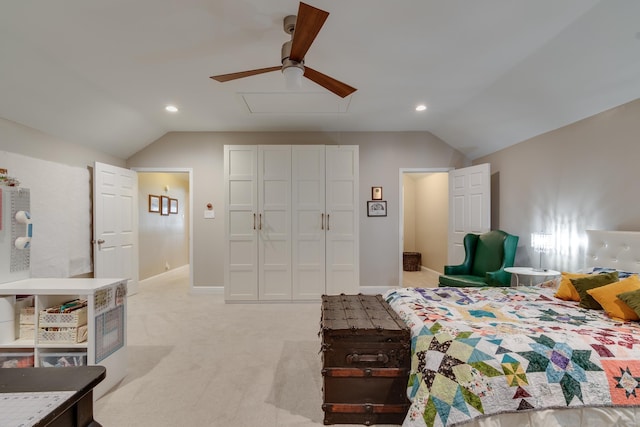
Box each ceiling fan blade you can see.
[210,66,281,82]
[304,67,357,98]
[289,2,329,62]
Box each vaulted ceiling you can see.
[1,1,639,160]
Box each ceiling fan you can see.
[210,2,357,98]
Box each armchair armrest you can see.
[485,270,512,287]
[443,233,479,276]
[444,264,471,275]
[485,233,519,287]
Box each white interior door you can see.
[93,162,139,294]
[292,145,326,299]
[224,145,258,301]
[325,146,359,295]
[258,146,292,300]
[448,163,491,265]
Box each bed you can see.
[383,230,640,427]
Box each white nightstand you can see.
[504,267,561,287]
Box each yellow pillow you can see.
[586,275,640,321]
[555,272,589,301]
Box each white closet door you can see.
[292,145,326,300]
[258,146,292,300]
[224,145,259,301]
[325,146,359,295]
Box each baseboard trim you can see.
[421,266,441,281]
[190,286,224,295]
[139,265,190,286]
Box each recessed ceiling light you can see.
[415,104,427,112]
[165,105,178,113]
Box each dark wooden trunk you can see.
[320,294,411,425]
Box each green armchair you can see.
[438,230,519,288]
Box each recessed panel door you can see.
[225,145,258,300]
[93,162,138,294]
[292,145,326,299]
[448,163,491,264]
[325,146,359,295]
[258,146,292,300]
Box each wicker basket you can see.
[38,325,88,344]
[37,306,88,344]
[403,252,422,271]
[39,306,87,328]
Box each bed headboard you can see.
[585,230,640,273]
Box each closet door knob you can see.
[327,214,330,231]
[253,213,256,230]
[321,213,324,230]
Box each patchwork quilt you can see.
[383,286,640,427]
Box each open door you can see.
[93,162,139,295]
[448,164,490,264]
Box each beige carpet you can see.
[94,268,418,426]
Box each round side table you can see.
[504,267,561,287]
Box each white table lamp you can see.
[531,232,554,271]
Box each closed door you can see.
[224,146,259,300]
[292,145,326,299]
[258,146,292,300]
[325,146,359,295]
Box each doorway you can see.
[133,168,194,290]
[399,168,450,287]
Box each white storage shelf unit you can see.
[0,278,127,399]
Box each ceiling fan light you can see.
[283,66,304,90]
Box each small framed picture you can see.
[161,196,170,216]
[367,201,387,217]
[371,186,383,200]
[169,198,179,214]
[149,195,160,213]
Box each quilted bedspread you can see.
[383,286,640,427]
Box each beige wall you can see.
[402,175,416,252]
[414,173,449,272]
[137,172,190,280]
[126,131,466,289]
[475,98,640,272]
[402,173,449,273]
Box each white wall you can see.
[126,131,467,289]
[0,118,126,278]
[476,98,640,272]
[0,117,124,168]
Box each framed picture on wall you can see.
[149,195,160,213]
[169,198,178,214]
[160,196,170,216]
[367,201,387,217]
[371,187,383,200]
